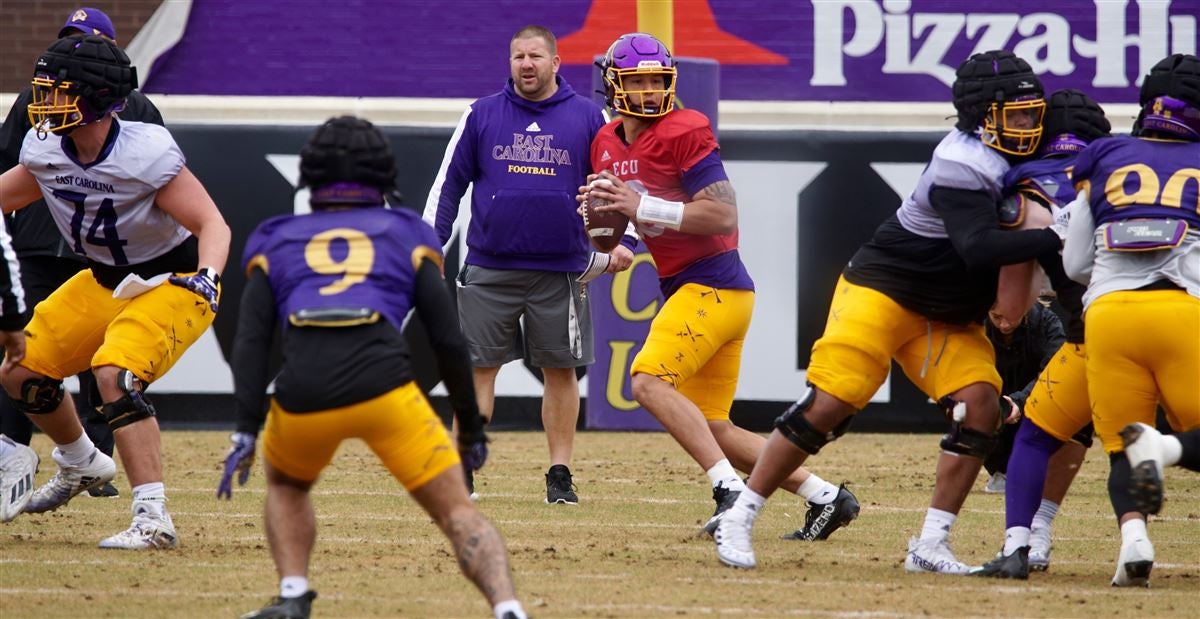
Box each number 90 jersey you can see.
[20,121,190,266]
[242,207,443,331]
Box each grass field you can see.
[1,430,1197,618]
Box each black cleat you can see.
[545,464,578,505]
[702,483,741,536]
[87,481,120,498]
[784,483,861,541]
[241,590,316,619]
[1120,423,1165,515]
[971,546,1030,580]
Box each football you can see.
[583,179,629,253]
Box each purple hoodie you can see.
[423,76,606,272]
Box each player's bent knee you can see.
[100,369,157,430]
[940,423,997,459]
[9,377,66,414]
[774,384,853,455]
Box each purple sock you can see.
[1005,420,1064,529]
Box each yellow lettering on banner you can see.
[611,253,658,321]
[606,341,641,411]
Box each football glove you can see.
[169,268,220,313]
[457,414,490,472]
[217,431,256,499]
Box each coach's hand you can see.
[169,268,220,313]
[217,432,257,499]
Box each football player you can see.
[971,89,1111,579]
[0,203,34,524]
[714,50,1066,571]
[0,36,230,548]
[221,116,527,619]
[582,32,860,545]
[1062,53,1200,587]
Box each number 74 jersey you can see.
[20,120,191,266]
[242,207,443,330]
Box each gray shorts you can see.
[456,265,593,368]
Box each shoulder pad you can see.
[656,109,712,138]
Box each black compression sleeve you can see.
[412,259,481,429]
[231,269,278,435]
[930,186,1062,270]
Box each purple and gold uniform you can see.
[590,110,754,420]
[1001,157,1092,444]
[239,207,458,488]
[1066,135,1200,453]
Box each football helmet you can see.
[599,32,676,118]
[27,35,136,136]
[1135,53,1200,140]
[300,116,397,207]
[1038,88,1110,156]
[952,50,1045,156]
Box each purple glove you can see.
[217,432,256,499]
[458,431,490,472]
[169,268,220,313]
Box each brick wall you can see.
[0,1,161,93]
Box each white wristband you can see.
[636,194,685,230]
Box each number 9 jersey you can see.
[242,206,442,331]
[19,121,190,266]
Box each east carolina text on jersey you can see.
[19,120,189,266]
[243,207,443,330]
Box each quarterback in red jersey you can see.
[583,32,858,543]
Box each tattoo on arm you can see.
[696,180,737,207]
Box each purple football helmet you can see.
[600,32,676,118]
[1139,95,1200,140]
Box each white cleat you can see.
[1120,423,1166,514]
[714,512,757,569]
[24,448,116,513]
[1111,533,1153,587]
[904,537,972,575]
[1028,524,1052,572]
[984,472,1006,494]
[99,503,178,550]
[1,435,39,523]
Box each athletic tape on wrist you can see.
[636,194,684,230]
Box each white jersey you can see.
[20,120,190,266]
[895,130,1010,238]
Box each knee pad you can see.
[774,384,854,455]
[10,377,65,414]
[940,425,998,459]
[101,370,157,431]
[1071,423,1095,449]
[1106,452,1141,518]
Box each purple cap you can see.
[59,7,117,41]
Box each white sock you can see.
[795,474,839,505]
[920,507,956,544]
[1003,526,1031,554]
[280,576,309,598]
[729,488,766,524]
[1032,499,1059,531]
[132,482,165,502]
[1120,518,1148,542]
[705,459,745,492]
[493,599,526,619]
[1162,436,1183,467]
[56,433,96,467]
[0,435,14,458]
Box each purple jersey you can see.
[1073,135,1200,227]
[1004,154,1079,208]
[243,207,442,330]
